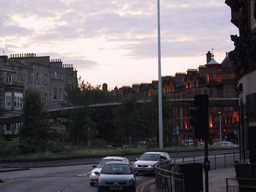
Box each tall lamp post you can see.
[218,112,222,142]
[157,0,163,149]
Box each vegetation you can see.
[2,80,236,162]
[0,141,238,162]
[18,89,52,153]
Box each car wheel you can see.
[90,182,95,186]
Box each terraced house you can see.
[0,53,77,140]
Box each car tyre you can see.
[90,182,95,186]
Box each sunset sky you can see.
[1,0,238,90]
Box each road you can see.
[0,149,239,192]
[0,163,154,192]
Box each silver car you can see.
[133,152,171,174]
[90,156,130,186]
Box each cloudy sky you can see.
[1,0,238,90]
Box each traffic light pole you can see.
[205,136,209,192]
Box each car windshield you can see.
[97,159,122,168]
[139,154,160,161]
[101,164,133,174]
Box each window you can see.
[44,75,48,84]
[45,94,48,107]
[28,71,32,81]
[55,72,58,79]
[4,124,12,134]
[18,68,22,79]
[14,92,23,109]
[5,92,12,110]
[6,74,12,84]
[53,88,57,101]
[15,123,20,134]
[61,73,64,80]
[224,88,232,98]
[36,73,40,82]
[60,88,63,101]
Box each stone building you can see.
[0,53,77,140]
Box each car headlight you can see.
[98,177,106,184]
[148,165,152,168]
[134,164,138,168]
[90,172,98,176]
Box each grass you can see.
[0,145,239,163]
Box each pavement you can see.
[0,158,237,192]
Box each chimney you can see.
[206,51,212,64]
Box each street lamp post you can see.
[157,0,163,149]
[218,112,222,142]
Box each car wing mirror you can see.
[92,165,97,168]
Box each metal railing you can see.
[226,163,256,192]
[155,160,185,192]
[171,152,240,169]
[226,178,256,192]
[155,152,240,192]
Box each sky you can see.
[0,0,238,90]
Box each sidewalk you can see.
[146,167,237,192]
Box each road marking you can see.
[137,178,155,192]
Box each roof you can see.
[206,58,219,65]
[105,161,129,165]
[103,156,126,160]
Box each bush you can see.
[18,140,37,154]
[0,139,20,158]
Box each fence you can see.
[155,152,240,192]
[155,160,185,192]
[226,163,256,192]
[171,152,240,169]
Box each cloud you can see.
[0,0,238,89]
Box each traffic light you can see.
[190,95,209,139]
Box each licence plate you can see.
[110,187,123,190]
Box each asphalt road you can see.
[0,149,239,192]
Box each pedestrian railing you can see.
[171,152,240,169]
[226,163,256,192]
[155,152,240,192]
[226,178,256,192]
[155,161,185,192]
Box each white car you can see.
[133,152,171,174]
[212,141,237,146]
[89,156,130,186]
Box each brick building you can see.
[114,51,239,144]
[0,53,77,139]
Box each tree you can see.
[19,89,51,153]
[64,105,97,145]
[140,91,174,146]
[113,96,139,146]
[65,77,113,106]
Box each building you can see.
[0,53,77,140]
[226,0,256,164]
[114,51,238,144]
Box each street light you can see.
[218,112,222,142]
[157,0,163,149]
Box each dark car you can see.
[90,156,130,186]
[97,161,137,192]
